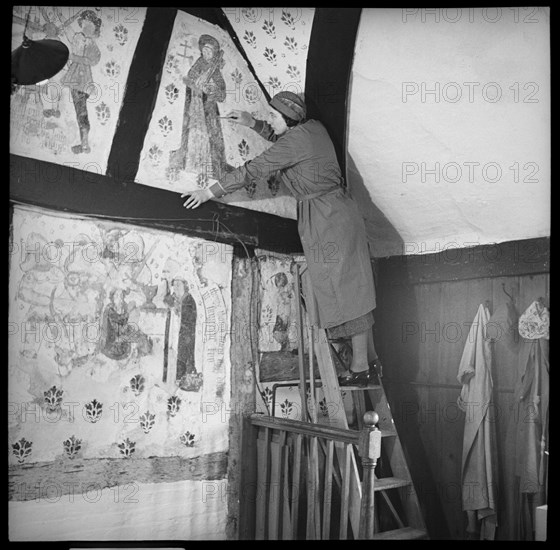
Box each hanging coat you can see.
[457,303,498,539]
[210,119,376,329]
[504,300,549,540]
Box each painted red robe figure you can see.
[163,278,199,392]
[100,288,132,361]
[170,34,227,182]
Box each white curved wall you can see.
[348,8,550,257]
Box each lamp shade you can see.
[11,36,69,86]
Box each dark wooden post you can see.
[358,411,382,539]
[228,251,258,539]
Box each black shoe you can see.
[338,369,370,387]
[338,359,383,388]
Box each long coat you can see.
[504,334,549,539]
[210,119,376,329]
[457,303,498,539]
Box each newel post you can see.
[358,410,382,539]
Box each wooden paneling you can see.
[375,241,549,540]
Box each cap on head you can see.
[269,91,306,122]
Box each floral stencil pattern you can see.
[63,435,82,459]
[180,431,196,447]
[84,399,103,423]
[140,411,156,434]
[12,438,33,463]
[225,7,315,96]
[118,437,136,458]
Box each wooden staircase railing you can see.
[239,410,382,540]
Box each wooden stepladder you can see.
[293,259,428,540]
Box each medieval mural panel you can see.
[10,7,146,173]
[135,10,297,219]
[8,205,232,539]
[253,251,340,424]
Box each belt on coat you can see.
[294,185,345,202]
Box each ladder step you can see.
[339,384,382,391]
[372,527,428,540]
[374,477,411,491]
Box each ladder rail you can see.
[294,262,310,422]
[291,257,428,539]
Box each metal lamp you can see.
[11,8,69,86]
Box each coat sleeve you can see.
[209,126,306,198]
[457,308,481,385]
[252,119,279,142]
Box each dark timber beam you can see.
[10,154,303,253]
[105,7,176,181]
[305,8,362,179]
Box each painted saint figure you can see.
[163,278,198,390]
[61,9,102,154]
[175,280,198,379]
[100,288,132,361]
[271,272,293,352]
[169,34,227,181]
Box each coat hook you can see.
[502,283,515,303]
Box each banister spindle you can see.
[358,411,382,539]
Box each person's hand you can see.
[181,188,215,209]
[225,110,255,127]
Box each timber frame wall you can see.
[9,7,301,541]
[9,7,361,540]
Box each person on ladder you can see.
[182,91,382,386]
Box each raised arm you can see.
[209,127,305,198]
[182,126,306,208]
[225,110,279,142]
